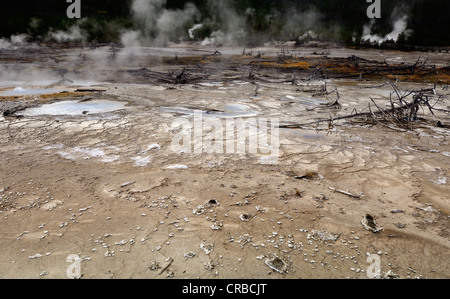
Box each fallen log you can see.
[279,93,447,129]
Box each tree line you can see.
[0,0,448,48]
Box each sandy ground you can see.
[0,42,449,279]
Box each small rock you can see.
[264,255,289,274]
[239,214,252,222]
[184,252,196,259]
[311,230,340,243]
[39,271,49,277]
[361,214,382,233]
[200,243,214,255]
[148,261,160,271]
[394,223,406,229]
[211,221,223,230]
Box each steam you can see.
[121,0,200,47]
[48,21,87,43]
[282,7,323,40]
[114,0,361,47]
[0,0,426,50]
[199,3,334,46]
[201,30,227,46]
[0,34,29,49]
[10,34,29,45]
[361,5,413,44]
[201,0,246,45]
[121,0,249,47]
[299,30,318,41]
[188,24,204,40]
[1,0,332,88]
[361,16,411,44]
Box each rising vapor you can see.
[361,3,413,44]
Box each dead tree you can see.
[280,83,449,130]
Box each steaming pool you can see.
[0,87,65,97]
[20,100,128,117]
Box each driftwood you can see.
[3,106,26,118]
[328,186,361,199]
[126,67,209,85]
[158,258,173,276]
[280,82,449,130]
[75,88,107,93]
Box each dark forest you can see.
[0,0,448,48]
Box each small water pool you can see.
[21,100,127,116]
[0,87,63,97]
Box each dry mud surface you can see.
[0,43,449,279]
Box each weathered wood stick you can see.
[328,186,361,199]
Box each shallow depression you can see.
[21,100,128,116]
[0,87,64,97]
[161,105,258,118]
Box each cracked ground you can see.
[0,43,449,278]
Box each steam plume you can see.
[121,0,200,47]
[361,4,413,44]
